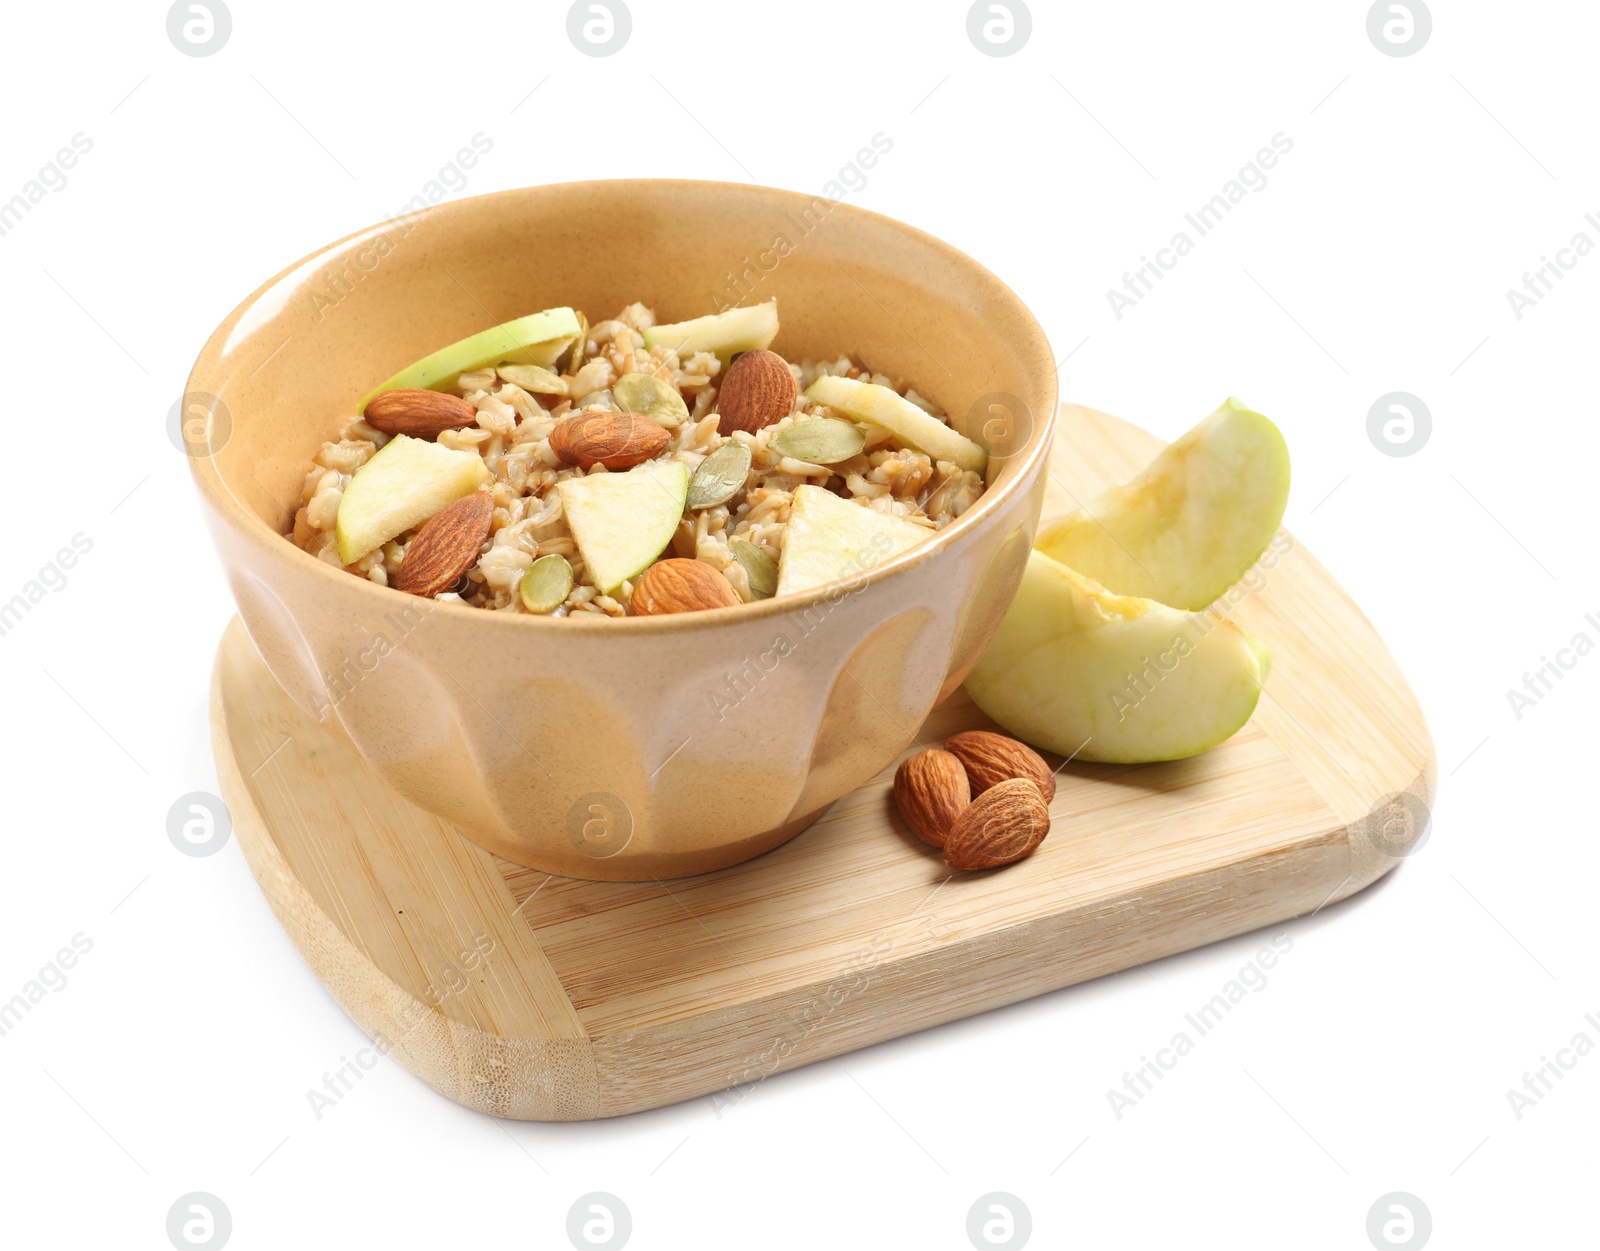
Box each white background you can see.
[1,1,1594,1247]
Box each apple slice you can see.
[776,484,932,597]
[335,434,491,564]
[556,460,689,595]
[643,301,778,366]
[965,551,1267,763]
[1036,398,1290,611]
[805,375,988,474]
[360,307,582,412]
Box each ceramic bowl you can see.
[186,180,1057,880]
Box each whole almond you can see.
[550,411,671,470]
[717,349,797,436]
[893,748,971,848]
[394,491,494,597]
[364,388,480,438]
[943,778,1051,871]
[630,558,741,615]
[944,730,1056,804]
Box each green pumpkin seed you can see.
[614,371,690,428]
[497,364,569,396]
[686,440,753,510]
[729,538,778,600]
[769,417,865,465]
[519,554,574,614]
[565,311,589,373]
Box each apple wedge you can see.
[335,434,492,565]
[643,301,779,366]
[805,375,988,474]
[556,460,689,595]
[1036,398,1290,610]
[965,551,1267,763]
[360,307,582,412]
[776,484,932,597]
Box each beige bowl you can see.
[187,181,1057,880]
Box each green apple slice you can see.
[335,434,491,564]
[805,375,987,474]
[1037,398,1290,611]
[556,460,689,595]
[361,307,582,412]
[776,484,932,597]
[643,301,778,366]
[965,551,1267,763]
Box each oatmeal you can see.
[290,300,988,616]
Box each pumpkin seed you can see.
[770,417,865,465]
[686,440,753,510]
[497,364,569,396]
[614,371,690,428]
[730,538,778,600]
[519,554,574,614]
[565,311,589,373]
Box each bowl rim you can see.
[186,178,1059,634]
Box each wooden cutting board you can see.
[210,405,1434,1120]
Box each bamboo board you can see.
[210,405,1435,1120]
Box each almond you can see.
[944,730,1056,804]
[717,349,797,436]
[550,411,671,470]
[364,388,480,438]
[943,778,1051,870]
[630,558,741,615]
[394,491,493,597]
[893,748,971,848]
